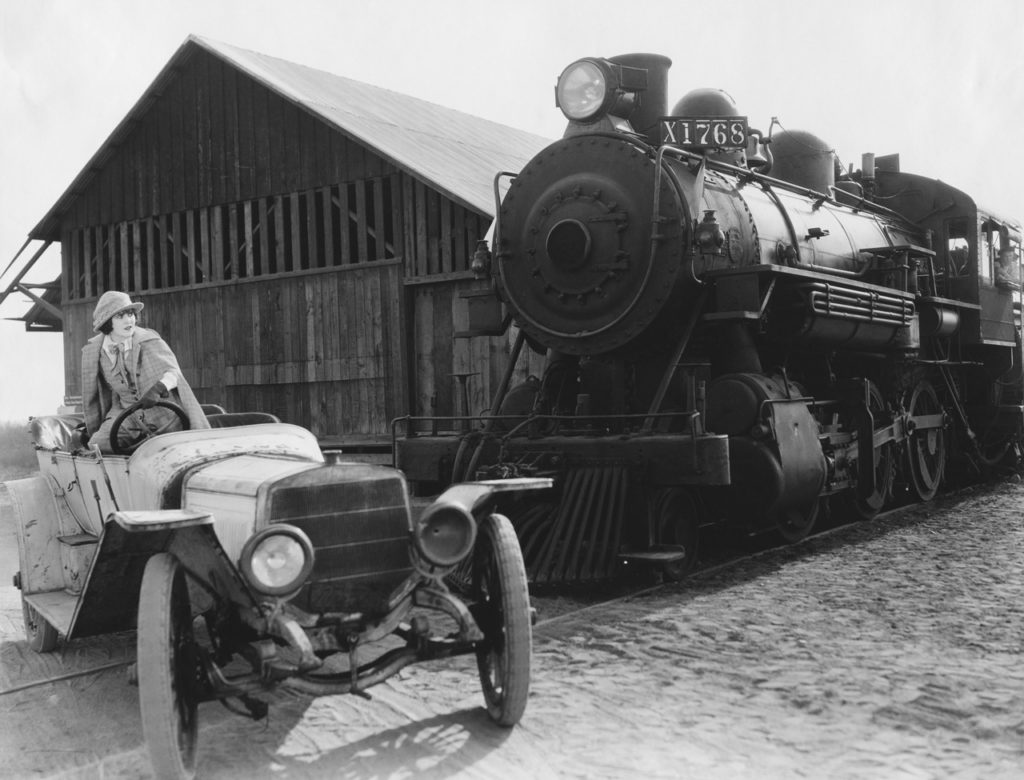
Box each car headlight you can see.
[240,525,314,597]
[415,502,476,568]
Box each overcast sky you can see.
[1,0,1022,423]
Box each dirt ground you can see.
[1,479,1022,779]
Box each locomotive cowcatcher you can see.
[9,401,550,779]
[395,53,1024,582]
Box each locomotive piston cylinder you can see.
[705,373,826,522]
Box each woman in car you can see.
[81,290,209,453]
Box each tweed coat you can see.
[81,326,210,438]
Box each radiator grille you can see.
[265,464,413,614]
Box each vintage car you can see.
[7,400,550,779]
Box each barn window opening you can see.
[66,173,407,299]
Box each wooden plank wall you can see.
[402,180,489,279]
[62,261,405,438]
[407,278,545,424]
[64,176,400,299]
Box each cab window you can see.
[946,218,970,276]
[979,219,1002,281]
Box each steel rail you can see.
[532,500,924,633]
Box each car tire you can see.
[473,512,532,726]
[138,553,200,780]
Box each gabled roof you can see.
[31,34,552,239]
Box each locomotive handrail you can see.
[754,177,804,269]
[654,142,912,280]
[651,143,704,286]
[653,143,921,232]
[393,410,701,430]
[392,410,703,441]
[490,170,519,267]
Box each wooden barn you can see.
[2,34,550,446]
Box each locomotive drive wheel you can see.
[473,513,532,726]
[843,380,895,520]
[138,553,200,780]
[776,499,820,544]
[110,400,190,455]
[969,384,1014,474]
[22,597,59,653]
[906,380,946,502]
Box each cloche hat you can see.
[92,290,144,332]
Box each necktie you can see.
[113,344,137,394]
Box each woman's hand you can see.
[139,380,169,408]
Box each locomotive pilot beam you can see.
[396,53,1024,582]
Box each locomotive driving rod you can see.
[855,386,945,496]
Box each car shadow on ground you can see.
[195,698,519,779]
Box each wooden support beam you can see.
[0,240,53,308]
[14,282,63,320]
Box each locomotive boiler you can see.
[396,53,1024,582]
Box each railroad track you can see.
[529,492,940,630]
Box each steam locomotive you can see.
[396,53,1024,582]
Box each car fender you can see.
[427,477,554,519]
[6,475,65,595]
[65,509,258,641]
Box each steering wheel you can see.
[110,399,190,455]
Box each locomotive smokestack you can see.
[609,53,671,146]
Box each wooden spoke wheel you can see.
[473,513,532,727]
[138,553,201,780]
[906,380,946,501]
[22,597,59,653]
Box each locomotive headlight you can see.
[556,58,643,123]
[240,525,314,597]
[557,59,611,121]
